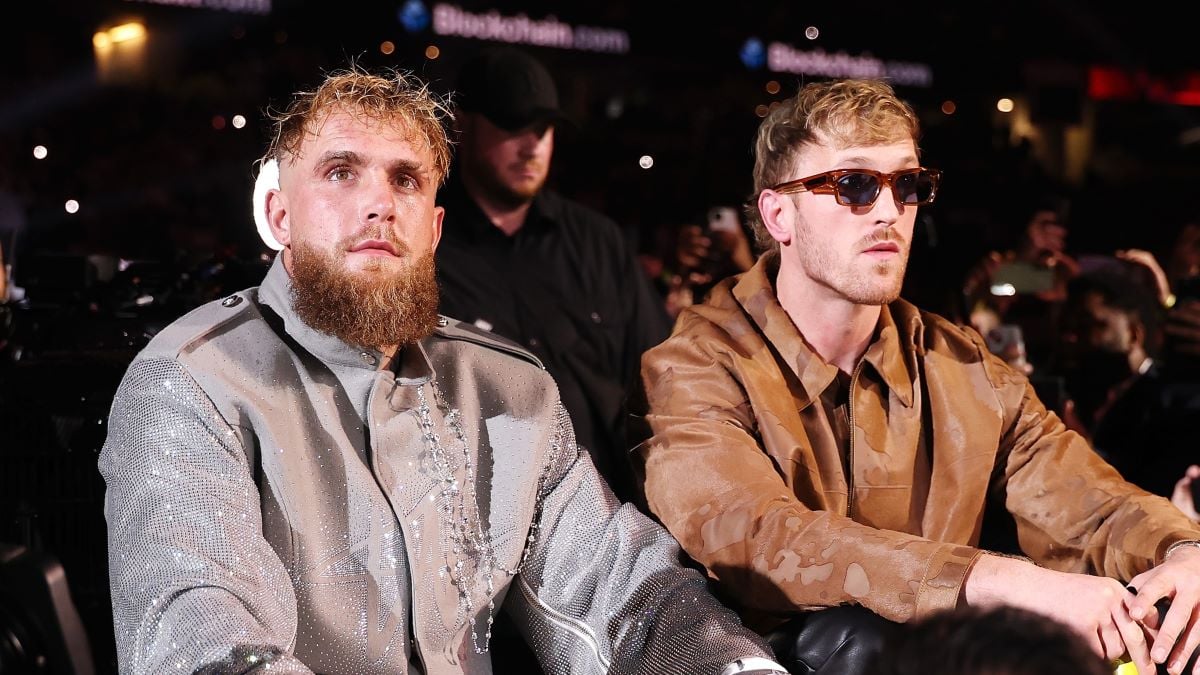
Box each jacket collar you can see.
[257,254,433,383]
[731,254,915,409]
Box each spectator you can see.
[873,605,1111,675]
[435,46,671,500]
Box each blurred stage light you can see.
[755,104,769,117]
[65,200,79,214]
[212,115,226,130]
[805,26,819,40]
[231,115,246,129]
[996,98,1014,113]
[380,41,395,55]
[766,80,780,94]
[108,22,146,45]
[33,146,48,160]
[941,100,957,115]
[94,21,148,84]
[638,155,654,169]
[425,45,441,59]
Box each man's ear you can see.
[1130,315,1146,350]
[430,205,444,252]
[266,189,290,247]
[758,190,794,245]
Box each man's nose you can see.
[360,173,396,224]
[869,184,903,223]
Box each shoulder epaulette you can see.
[432,316,545,370]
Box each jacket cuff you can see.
[913,544,983,619]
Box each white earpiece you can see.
[252,158,283,251]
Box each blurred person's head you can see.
[748,78,936,306]
[872,605,1110,675]
[1059,269,1158,425]
[453,47,565,209]
[260,66,452,350]
[1015,195,1070,261]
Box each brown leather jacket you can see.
[633,255,1200,628]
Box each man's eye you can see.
[328,167,353,181]
[396,175,418,190]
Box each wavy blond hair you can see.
[746,79,920,255]
[261,65,453,185]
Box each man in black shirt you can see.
[437,46,670,500]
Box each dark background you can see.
[3,2,1200,672]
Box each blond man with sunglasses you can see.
[632,79,1200,675]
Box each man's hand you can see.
[1117,248,1172,308]
[1173,466,1200,522]
[1129,545,1200,674]
[964,554,1153,674]
[676,224,713,275]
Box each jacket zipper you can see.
[517,576,612,671]
[847,361,865,518]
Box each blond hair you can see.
[262,65,453,185]
[746,79,920,255]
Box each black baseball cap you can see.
[455,46,571,132]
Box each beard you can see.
[466,156,546,209]
[290,240,440,350]
[795,220,910,305]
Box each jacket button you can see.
[437,316,449,328]
[359,351,377,366]
[221,295,242,307]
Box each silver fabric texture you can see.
[100,256,775,674]
[102,357,311,674]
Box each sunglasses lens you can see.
[896,170,937,204]
[835,172,882,206]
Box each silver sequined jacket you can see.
[100,257,779,675]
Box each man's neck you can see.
[461,171,533,237]
[378,344,399,370]
[775,264,882,375]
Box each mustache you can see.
[857,227,907,249]
[337,230,411,256]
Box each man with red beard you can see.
[632,79,1200,675]
[435,47,671,502]
[99,67,785,675]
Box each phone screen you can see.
[706,207,739,234]
[991,261,1055,295]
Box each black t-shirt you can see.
[435,178,671,500]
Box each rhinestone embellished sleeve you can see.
[99,357,313,674]
[506,403,775,674]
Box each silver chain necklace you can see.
[415,383,548,653]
